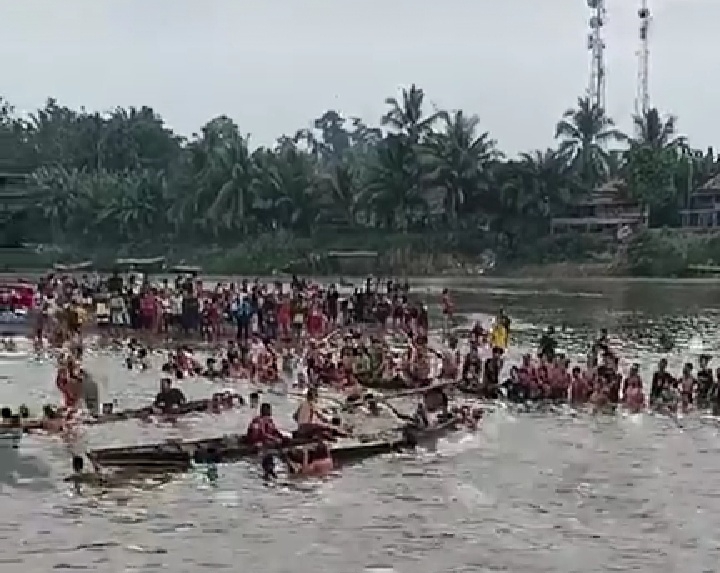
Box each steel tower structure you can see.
[635,0,651,118]
[586,0,607,110]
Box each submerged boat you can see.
[0,426,23,450]
[86,419,460,469]
[21,398,230,431]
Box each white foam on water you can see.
[624,412,645,425]
[447,479,496,509]
[437,431,483,458]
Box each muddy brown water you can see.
[1,278,720,573]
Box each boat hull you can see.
[86,419,461,469]
[23,398,221,431]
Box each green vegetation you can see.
[0,88,716,275]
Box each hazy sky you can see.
[1,0,717,155]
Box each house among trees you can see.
[680,173,720,229]
[550,179,649,239]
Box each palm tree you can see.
[630,107,685,150]
[516,149,581,215]
[420,110,500,226]
[555,96,625,188]
[382,84,442,143]
[364,135,425,230]
[316,161,364,227]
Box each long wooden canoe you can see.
[87,434,317,467]
[21,398,220,431]
[87,419,460,469]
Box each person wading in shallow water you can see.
[285,439,334,478]
[696,355,714,408]
[650,358,675,408]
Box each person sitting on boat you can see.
[246,402,285,446]
[203,358,223,379]
[286,440,334,478]
[423,386,449,418]
[294,387,347,440]
[461,342,483,386]
[0,407,13,426]
[154,378,186,412]
[411,402,430,429]
[41,404,66,433]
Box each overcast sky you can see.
[0,0,716,155]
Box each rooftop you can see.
[575,179,639,206]
[694,173,720,194]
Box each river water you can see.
[2,277,720,573]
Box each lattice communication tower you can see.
[586,0,607,110]
[636,0,651,118]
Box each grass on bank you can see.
[3,229,700,277]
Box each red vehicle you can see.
[0,281,37,335]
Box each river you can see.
[1,277,720,573]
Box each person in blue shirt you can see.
[234,296,253,341]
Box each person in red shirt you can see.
[246,403,285,446]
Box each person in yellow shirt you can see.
[490,309,510,350]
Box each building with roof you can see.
[680,173,720,230]
[550,179,649,239]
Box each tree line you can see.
[0,85,715,263]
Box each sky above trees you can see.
[1,0,716,155]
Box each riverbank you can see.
[4,229,716,279]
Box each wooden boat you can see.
[358,373,415,391]
[329,418,459,465]
[21,398,222,431]
[384,379,458,398]
[87,434,324,467]
[87,419,461,469]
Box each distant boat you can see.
[0,427,22,450]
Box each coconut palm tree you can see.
[419,110,500,226]
[382,84,442,143]
[555,96,625,188]
[364,135,425,230]
[630,107,685,150]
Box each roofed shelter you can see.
[550,179,649,239]
[680,173,720,230]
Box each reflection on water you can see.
[1,279,720,572]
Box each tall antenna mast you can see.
[635,0,651,119]
[586,0,607,110]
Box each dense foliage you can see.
[0,86,717,271]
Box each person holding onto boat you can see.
[246,402,285,446]
[154,378,186,412]
[285,440,334,478]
